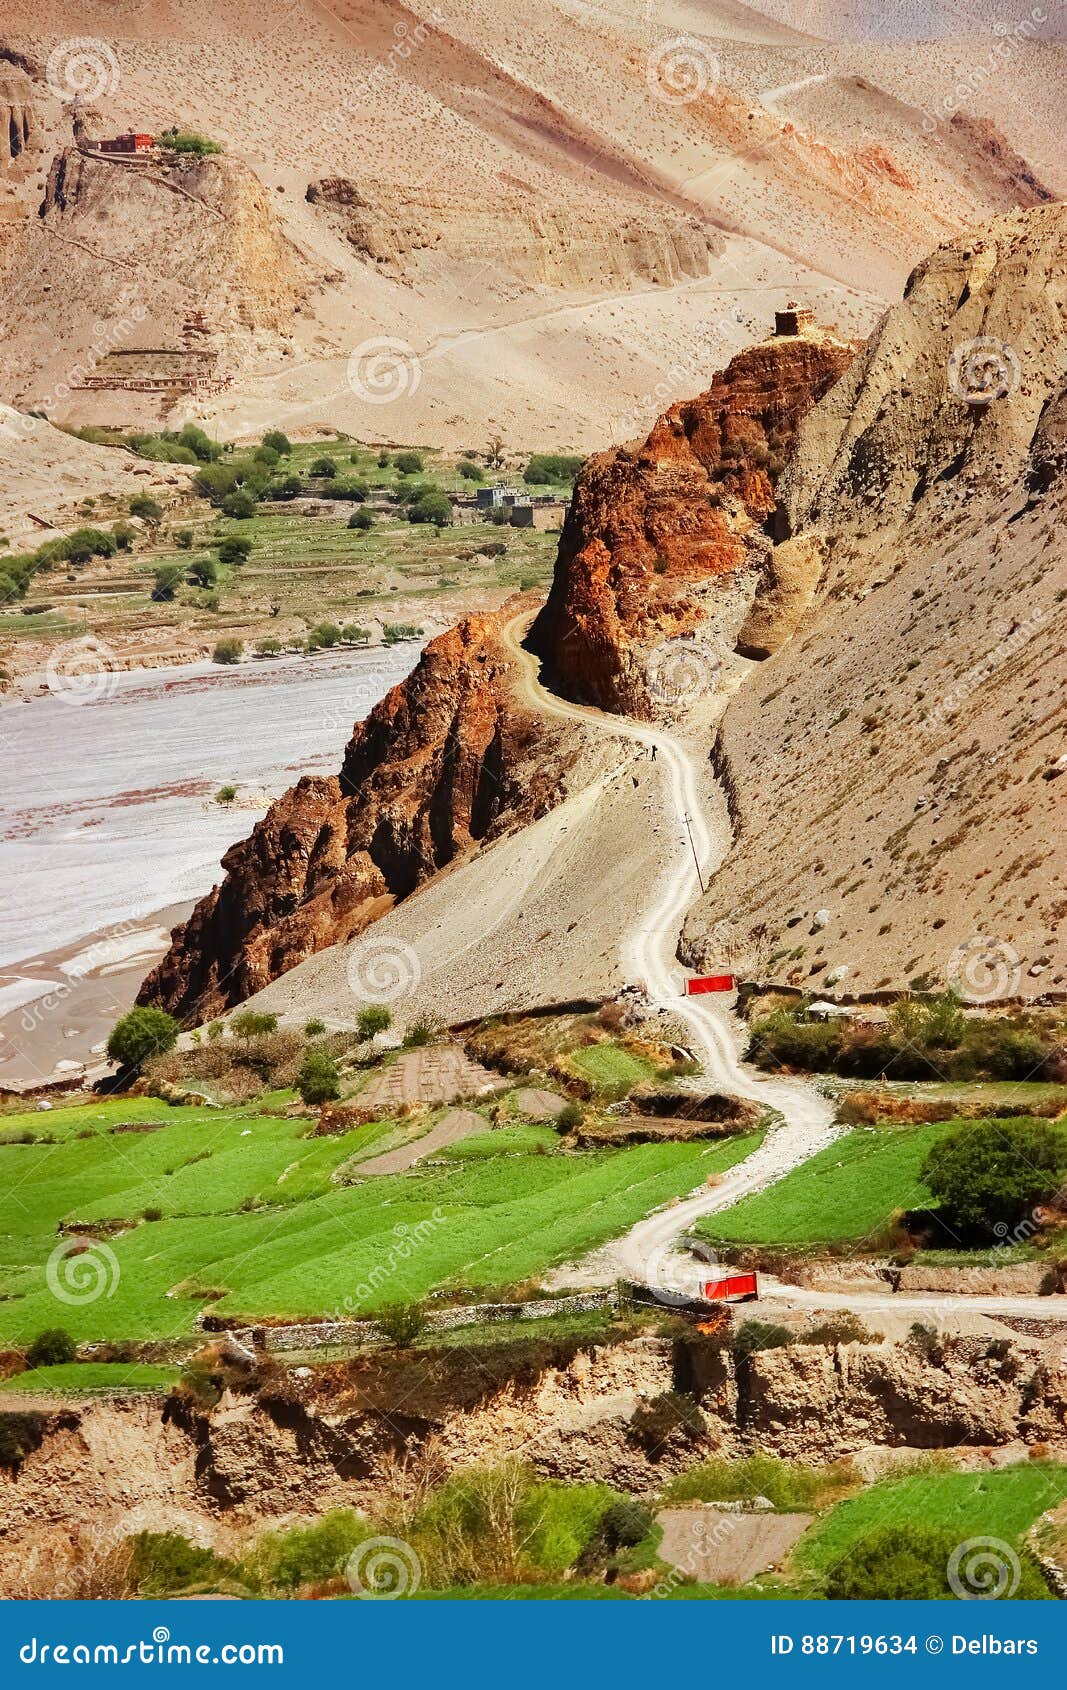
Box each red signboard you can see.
[702,1272,758,1302]
[686,974,735,994]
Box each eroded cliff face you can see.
[140,608,572,1022]
[527,332,856,714]
[3,1332,1064,1593]
[306,177,721,290]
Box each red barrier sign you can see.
[702,1272,758,1302]
[685,974,735,994]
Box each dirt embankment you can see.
[3,1328,1065,1592]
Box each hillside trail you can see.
[501,612,837,1296]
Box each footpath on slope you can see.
[501,613,838,1298]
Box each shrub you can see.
[340,624,371,644]
[376,1301,427,1348]
[555,1101,584,1132]
[377,451,391,468]
[629,1390,705,1455]
[394,451,423,475]
[231,1011,278,1038]
[242,1510,371,1593]
[309,456,338,478]
[296,1048,340,1105]
[126,1532,233,1597]
[188,556,218,587]
[458,460,484,481]
[107,1006,180,1071]
[212,638,243,665]
[220,490,256,519]
[27,1328,76,1369]
[408,491,452,527]
[142,1206,163,1222]
[356,1005,391,1039]
[0,1410,48,1469]
[403,1015,435,1048]
[523,453,583,485]
[304,1018,326,1037]
[158,127,222,155]
[664,1451,852,1512]
[262,430,292,457]
[215,785,237,803]
[267,473,304,501]
[348,507,373,530]
[174,527,195,549]
[112,522,137,550]
[732,1319,792,1362]
[129,494,163,522]
[798,1314,881,1346]
[255,637,282,656]
[919,1117,1067,1238]
[598,1498,654,1550]
[151,563,184,600]
[382,621,423,644]
[320,478,368,501]
[825,1525,963,1600]
[217,536,252,566]
[306,622,342,650]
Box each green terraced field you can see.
[0,1363,179,1395]
[793,1463,1067,1589]
[0,1097,761,1344]
[698,1122,952,1247]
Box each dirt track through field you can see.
[501,613,838,1297]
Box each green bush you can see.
[307,622,342,650]
[151,563,184,601]
[822,1524,1051,1600]
[408,492,452,527]
[403,1015,435,1048]
[262,430,292,457]
[255,637,282,657]
[309,456,338,478]
[174,527,195,549]
[320,478,368,502]
[129,494,163,522]
[127,1531,233,1597]
[188,556,218,587]
[340,624,371,645]
[112,522,137,550]
[266,473,303,501]
[382,622,423,644]
[220,490,256,519]
[376,1300,427,1348]
[218,536,252,566]
[523,453,582,485]
[231,1011,278,1038]
[212,638,243,665]
[107,1006,180,1071]
[394,451,423,475]
[458,460,484,481]
[241,1510,371,1593]
[377,451,391,468]
[919,1117,1067,1238]
[27,1328,76,1369]
[215,785,237,803]
[159,127,222,155]
[296,1048,340,1105]
[304,1018,326,1037]
[733,1319,792,1362]
[348,507,374,530]
[356,1005,391,1039]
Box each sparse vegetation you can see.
[296,1048,341,1105]
[106,1007,180,1073]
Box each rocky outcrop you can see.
[683,203,1067,996]
[735,531,827,659]
[307,177,721,290]
[528,331,856,714]
[140,608,574,1022]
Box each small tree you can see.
[296,1048,340,1105]
[189,556,218,587]
[151,563,184,601]
[458,460,484,482]
[376,1301,427,1348]
[218,536,252,566]
[394,451,423,475]
[27,1328,76,1369]
[920,1117,1067,1238]
[220,490,256,519]
[212,638,242,665]
[231,1010,278,1038]
[107,1006,180,1072]
[174,527,195,549]
[348,508,373,530]
[356,1005,391,1039]
[309,456,338,479]
[215,785,237,803]
[262,430,292,457]
[306,622,342,651]
[129,494,163,522]
[304,1018,326,1037]
[377,450,391,468]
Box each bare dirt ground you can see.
[656,1505,812,1584]
[353,1106,486,1176]
[356,1045,505,1111]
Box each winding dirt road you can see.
[502,613,838,1295]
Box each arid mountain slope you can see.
[0,4,1061,445]
[682,204,1067,998]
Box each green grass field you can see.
[698,1122,951,1247]
[0,1363,179,1395]
[793,1463,1067,1589]
[568,1042,657,1094]
[0,1095,760,1344]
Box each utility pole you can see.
[683,812,706,895]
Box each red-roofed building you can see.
[98,132,155,155]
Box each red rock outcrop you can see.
[140,607,566,1022]
[528,331,856,713]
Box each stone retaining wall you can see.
[224,1290,614,1352]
